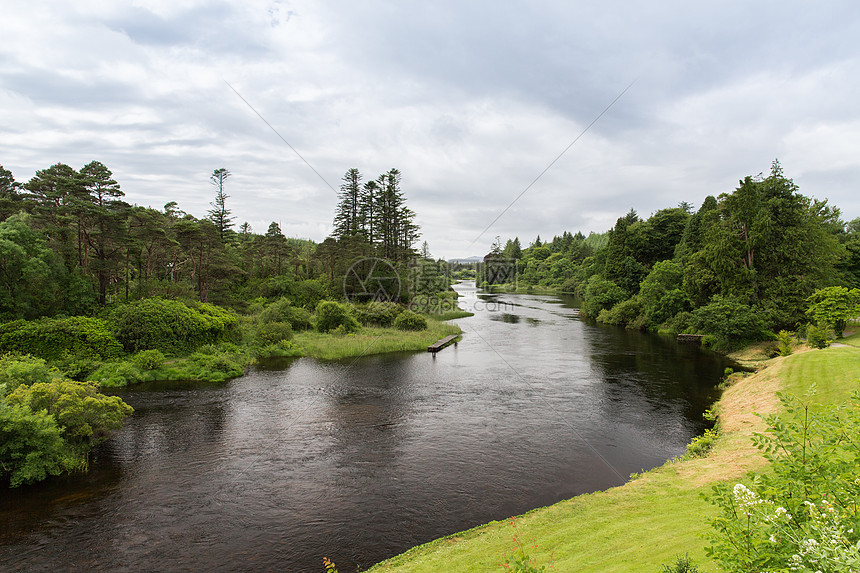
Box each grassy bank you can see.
[366,340,860,572]
[293,320,461,361]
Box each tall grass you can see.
[293,321,460,361]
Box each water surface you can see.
[0,282,732,572]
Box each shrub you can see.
[353,302,404,326]
[559,277,579,294]
[90,361,144,388]
[106,297,238,353]
[688,296,770,352]
[394,310,428,331]
[256,321,294,345]
[315,301,360,333]
[131,349,165,371]
[683,427,719,459]
[582,276,626,318]
[6,379,133,444]
[0,354,55,397]
[0,317,122,361]
[661,554,700,573]
[806,322,831,349]
[706,394,860,572]
[596,297,643,327]
[776,330,794,356]
[0,403,74,487]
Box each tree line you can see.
[0,162,427,321]
[483,161,860,350]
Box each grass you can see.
[365,343,860,572]
[293,320,461,361]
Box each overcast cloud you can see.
[2,1,859,258]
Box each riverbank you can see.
[366,333,860,572]
[92,318,463,387]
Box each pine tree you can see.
[333,168,362,239]
[207,168,234,242]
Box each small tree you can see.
[806,286,860,338]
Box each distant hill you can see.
[447,256,483,264]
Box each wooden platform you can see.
[677,334,705,345]
[428,334,459,353]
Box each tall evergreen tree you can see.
[332,168,362,239]
[207,168,234,242]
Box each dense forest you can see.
[0,162,438,318]
[481,161,860,350]
[0,161,453,487]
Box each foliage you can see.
[776,330,794,356]
[106,297,239,353]
[0,316,122,361]
[353,301,404,326]
[91,360,145,387]
[639,261,689,327]
[256,321,294,345]
[259,297,314,330]
[660,554,700,573]
[682,427,719,460]
[806,323,832,349]
[806,286,860,338]
[596,297,644,328]
[688,296,771,352]
[0,354,55,397]
[0,403,74,487]
[582,275,626,318]
[6,379,133,444]
[393,309,428,331]
[315,301,360,333]
[0,214,70,320]
[706,394,860,572]
[131,349,165,370]
[499,517,551,572]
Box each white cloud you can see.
[1,0,860,257]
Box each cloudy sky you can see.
[2,1,859,258]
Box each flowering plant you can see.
[706,392,860,572]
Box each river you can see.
[0,282,733,572]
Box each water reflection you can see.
[0,282,734,573]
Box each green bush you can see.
[582,275,627,318]
[256,321,294,345]
[0,403,74,487]
[806,322,831,349]
[91,361,144,388]
[559,277,579,294]
[0,354,55,397]
[596,297,643,327]
[106,297,239,353]
[353,302,404,326]
[315,301,360,333]
[683,427,719,459]
[260,298,314,331]
[776,330,794,356]
[6,379,133,444]
[688,296,770,352]
[0,317,122,361]
[394,310,428,331]
[661,554,700,573]
[131,349,165,371]
[706,394,860,571]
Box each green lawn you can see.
[293,320,461,361]
[365,344,860,572]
